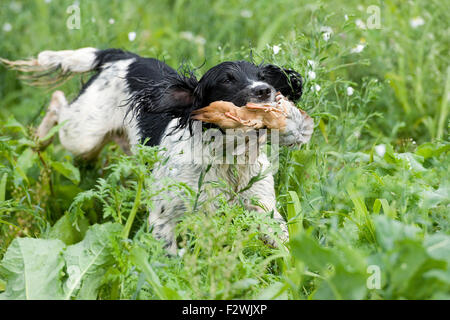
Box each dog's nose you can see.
[252,84,272,100]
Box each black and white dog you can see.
[3,48,313,253]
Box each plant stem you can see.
[122,176,143,239]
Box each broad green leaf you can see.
[395,152,425,172]
[51,161,80,185]
[425,234,450,264]
[255,282,288,300]
[231,278,259,291]
[374,216,420,251]
[420,184,450,209]
[313,265,367,300]
[3,116,27,136]
[416,142,450,159]
[0,238,66,300]
[0,222,123,300]
[47,213,90,245]
[63,223,122,300]
[290,232,338,271]
[389,240,429,293]
[14,148,37,185]
[291,232,368,300]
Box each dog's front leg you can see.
[149,204,181,255]
[240,173,289,247]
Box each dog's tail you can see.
[0,47,100,87]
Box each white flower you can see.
[195,35,206,45]
[410,16,425,28]
[91,17,96,23]
[344,14,349,21]
[240,9,253,18]
[347,87,354,96]
[273,45,281,55]
[320,26,333,41]
[128,31,136,42]
[10,2,22,12]
[307,60,316,69]
[108,18,115,24]
[2,23,12,32]
[355,19,366,29]
[308,71,316,80]
[313,84,321,92]
[351,43,366,53]
[375,144,386,157]
[45,0,52,3]
[178,248,186,257]
[180,31,195,41]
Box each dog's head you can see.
[193,61,303,108]
[129,61,303,130]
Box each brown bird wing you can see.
[191,100,287,130]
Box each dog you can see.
[2,48,313,253]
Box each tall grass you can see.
[0,0,449,300]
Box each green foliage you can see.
[0,222,122,300]
[0,0,449,300]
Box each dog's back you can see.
[1,48,192,156]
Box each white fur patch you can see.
[58,58,139,157]
[38,47,98,73]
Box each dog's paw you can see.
[258,224,289,249]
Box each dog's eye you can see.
[222,74,235,84]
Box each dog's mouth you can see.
[231,86,277,107]
[244,94,276,106]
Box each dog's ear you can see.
[160,82,196,116]
[261,64,303,102]
[128,73,198,119]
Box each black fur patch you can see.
[125,57,198,145]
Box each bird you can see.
[191,98,288,131]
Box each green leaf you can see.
[63,223,122,300]
[130,246,182,300]
[51,161,80,185]
[425,234,450,264]
[38,120,68,142]
[255,282,288,300]
[373,199,397,218]
[313,265,367,300]
[291,231,368,300]
[0,173,7,202]
[286,191,303,236]
[374,215,421,251]
[14,148,37,185]
[47,213,90,245]
[290,232,338,271]
[3,116,27,136]
[420,184,450,209]
[0,223,122,300]
[0,238,66,300]
[231,278,259,291]
[416,142,450,159]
